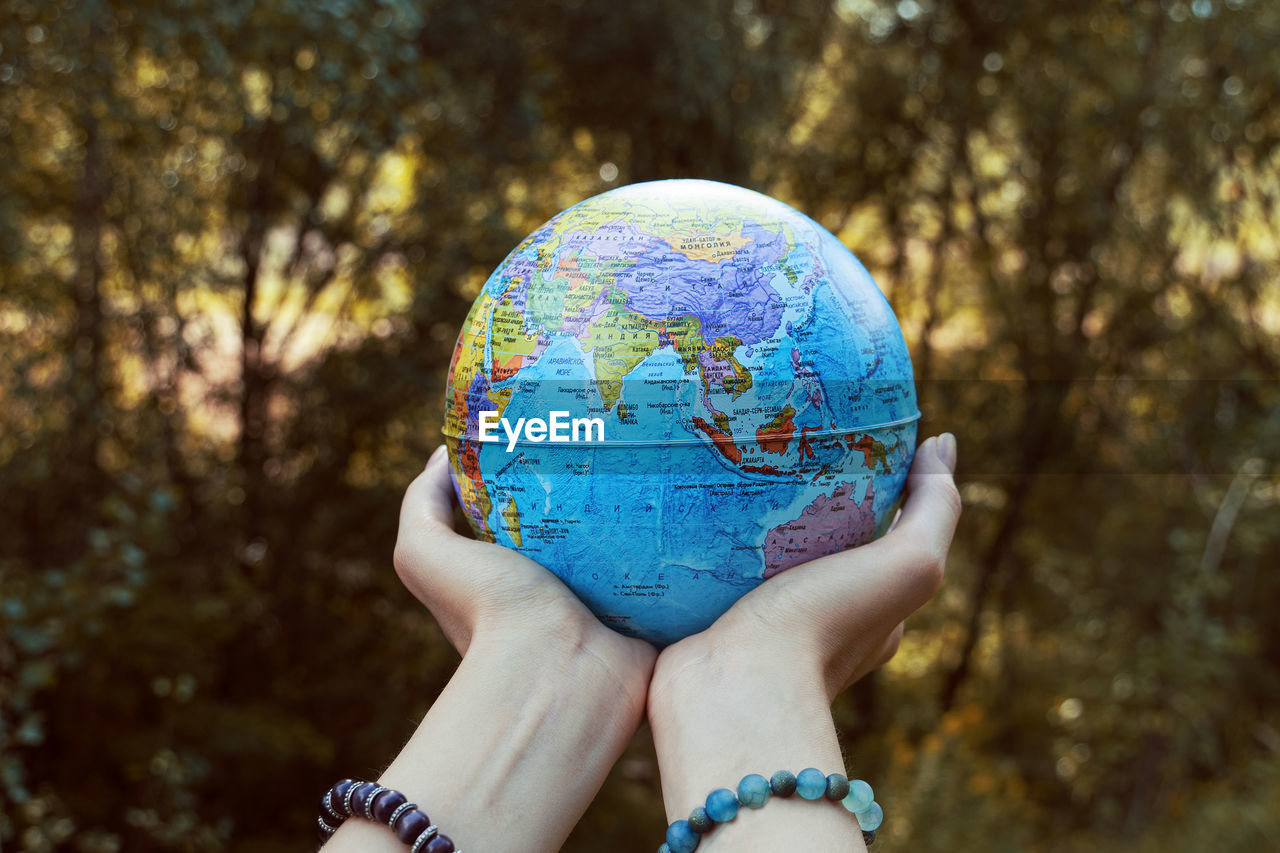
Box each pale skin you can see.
[325,433,960,853]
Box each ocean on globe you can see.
[443,179,919,646]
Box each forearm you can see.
[648,651,866,851]
[326,625,645,853]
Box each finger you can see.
[834,621,905,695]
[394,446,480,649]
[395,445,472,581]
[761,434,961,632]
[871,433,960,602]
[398,445,552,587]
[858,622,904,685]
[890,432,961,560]
[406,444,459,531]
[858,433,961,609]
[874,621,905,670]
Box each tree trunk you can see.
[937,381,1068,713]
[67,97,106,556]
[236,121,281,570]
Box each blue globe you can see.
[444,180,918,645]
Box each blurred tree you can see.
[1,0,1277,850]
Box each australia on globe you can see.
[443,179,920,646]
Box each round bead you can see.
[737,774,771,808]
[410,825,440,853]
[841,779,874,814]
[863,829,877,847]
[704,788,739,823]
[659,845,672,853]
[665,819,699,853]
[362,785,389,819]
[372,789,408,824]
[332,779,357,816]
[424,834,455,853]
[394,808,431,844]
[795,768,827,800]
[855,800,884,832]
[687,806,713,833]
[769,770,797,797]
[825,773,850,801]
[388,802,417,830]
[350,782,379,817]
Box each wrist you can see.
[647,644,868,850]
[338,617,646,853]
[649,646,837,806]
[648,637,828,728]
[469,603,652,725]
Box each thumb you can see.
[762,434,962,635]
[890,432,961,572]
[394,444,475,578]
[410,444,460,531]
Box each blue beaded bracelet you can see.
[661,769,882,852]
[319,778,460,853]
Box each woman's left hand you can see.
[394,444,656,692]
[324,446,655,853]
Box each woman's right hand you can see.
[646,433,960,850]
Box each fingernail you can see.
[936,432,957,473]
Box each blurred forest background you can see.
[2,0,1278,850]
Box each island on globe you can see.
[443,179,920,646]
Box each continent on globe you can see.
[763,481,876,579]
[442,179,920,646]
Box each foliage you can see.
[1,0,1277,850]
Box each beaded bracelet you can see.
[318,778,460,853]
[660,768,883,852]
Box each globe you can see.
[443,179,919,646]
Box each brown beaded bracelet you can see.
[319,778,460,853]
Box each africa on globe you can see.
[443,180,919,646]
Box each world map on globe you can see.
[443,180,920,645]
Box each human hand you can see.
[324,447,658,853]
[645,434,960,849]
[393,444,656,697]
[651,432,959,705]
